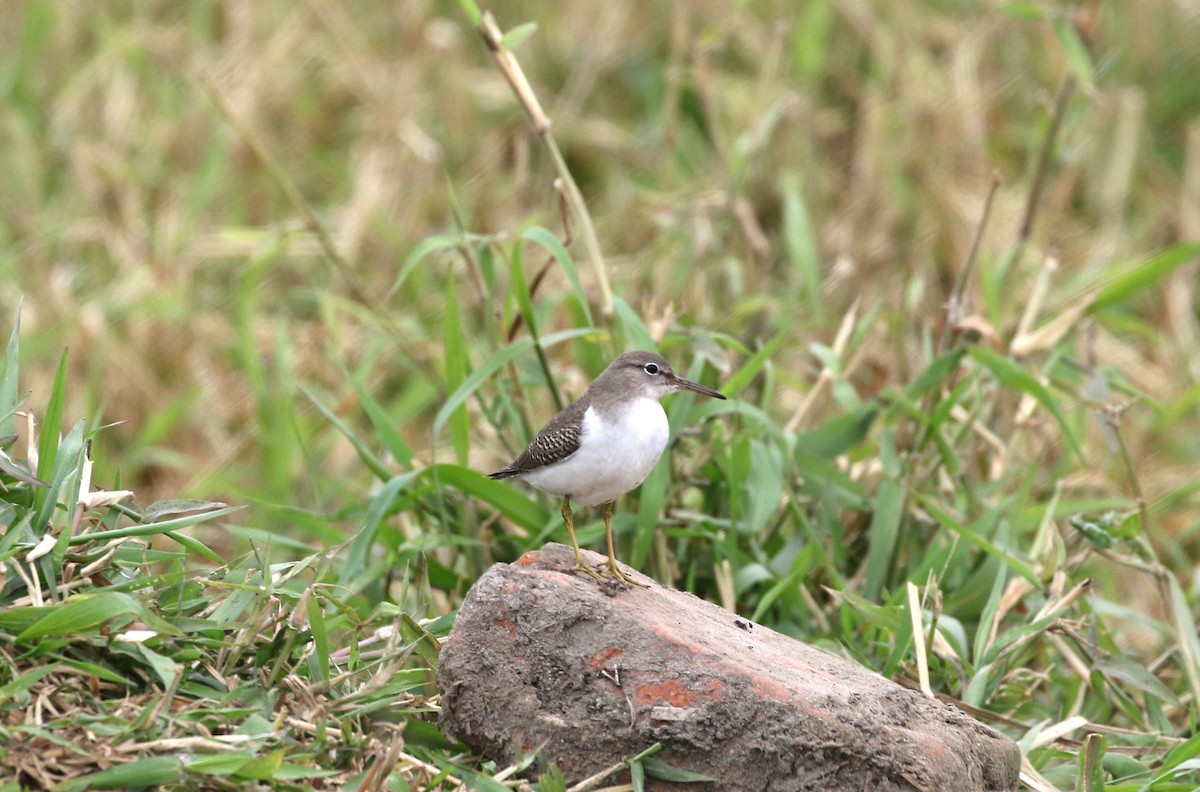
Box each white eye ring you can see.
[644,363,660,375]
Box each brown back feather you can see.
[488,398,587,478]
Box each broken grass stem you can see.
[479,12,614,317]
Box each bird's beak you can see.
[674,376,726,400]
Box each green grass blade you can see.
[509,241,541,338]
[632,457,669,569]
[613,296,655,352]
[718,329,788,398]
[970,346,1083,464]
[1050,13,1095,91]
[862,430,904,600]
[781,173,821,316]
[31,348,69,521]
[0,303,19,436]
[57,756,184,791]
[340,470,422,586]
[795,406,878,459]
[306,595,330,683]
[919,494,1039,585]
[389,234,461,297]
[33,418,84,535]
[302,385,390,482]
[499,21,537,51]
[17,591,145,644]
[1089,242,1200,314]
[444,275,470,465]
[456,0,482,26]
[433,328,593,438]
[904,349,966,400]
[743,439,784,537]
[521,226,593,327]
[347,370,415,470]
[1167,574,1200,720]
[431,463,549,531]
[67,505,242,545]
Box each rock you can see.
[437,543,1020,792]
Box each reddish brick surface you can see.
[438,543,1020,791]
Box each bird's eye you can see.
[644,363,660,375]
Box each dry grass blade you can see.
[476,10,613,316]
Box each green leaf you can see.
[521,226,593,326]
[444,275,470,465]
[68,505,243,545]
[861,432,904,601]
[794,448,869,508]
[1167,575,1200,717]
[633,455,670,569]
[719,330,788,398]
[403,719,462,751]
[781,174,821,315]
[185,752,262,776]
[33,418,85,539]
[446,765,511,792]
[398,611,444,666]
[964,661,996,709]
[919,494,1040,587]
[509,241,539,339]
[742,439,783,536]
[57,756,183,791]
[142,499,231,523]
[348,370,415,470]
[128,642,181,689]
[499,21,537,51]
[430,463,549,531]
[1079,731,1106,792]
[631,758,646,792]
[233,750,286,781]
[303,386,389,482]
[390,234,460,297]
[340,470,422,586]
[307,595,331,683]
[1050,13,1095,91]
[795,406,877,459]
[0,303,20,437]
[1089,242,1200,314]
[969,346,1083,463]
[0,663,61,699]
[17,592,145,643]
[1101,753,1147,781]
[613,296,655,352]
[456,0,482,26]
[1151,731,1200,784]
[433,328,592,437]
[905,348,966,400]
[31,349,69,522]
[829,587,902,632]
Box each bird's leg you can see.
[600,501,647,587]
[562,496,604,581]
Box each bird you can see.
[489,351,726,585]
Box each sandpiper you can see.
[489,351,726,585]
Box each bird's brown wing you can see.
[488,399,586,479]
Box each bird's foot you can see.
[598,560,649,588]
[571,558,608,583]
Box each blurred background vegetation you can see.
[4,0,1200,789]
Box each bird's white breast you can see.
[520,398,669,506]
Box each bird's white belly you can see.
[521,399,669,506]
